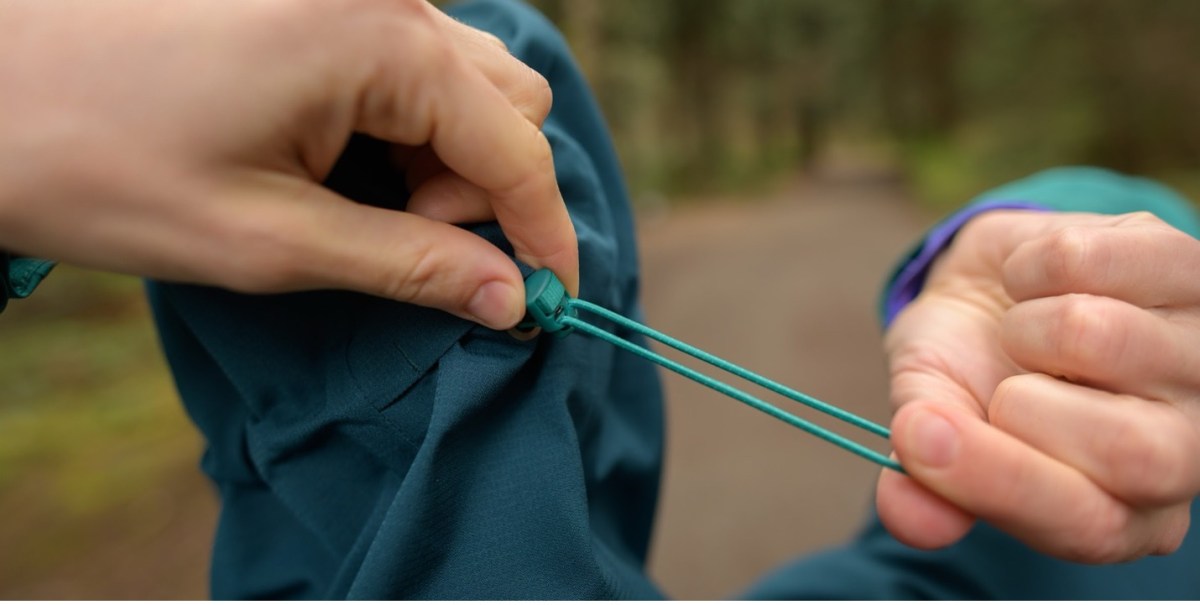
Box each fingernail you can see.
[467,281,521,329]
[907,410,960,468]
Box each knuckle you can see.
[371,30,462,142]
[385,1,442,49]
[518,68,553,122]
[481,30,509,52]
[531,128,555,171]
[957,209,1010,244]
[1105,421,1165,497]
[1067,501,1131,563]
[1106,417,1196,504]
[1116,210,1164,228]
[1154,508,1191,555]
[502,128,555,196]
[1053,294,1120,370]
[379,238,439,303]
[410,29,456,73]
[886,342,957,410]
[986,374,1033,427]
[1039,226,1099,291]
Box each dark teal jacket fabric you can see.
[148,1,662,598]
[0,254,54,313]
[20,0,1193,598]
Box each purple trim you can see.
[883,200,1050,325]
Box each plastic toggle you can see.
[519,268,576,335]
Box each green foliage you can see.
[0,268,202,590]
[524,0,1200,207]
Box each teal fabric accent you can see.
[0,254,55,312]
[974,166,1200,237]
[879,167,1200,323]
[744,500,1200,599]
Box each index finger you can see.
[355,8,578,295]
[430,10,554,127]
[1002,213,1200,308]
[892,401,1168,563]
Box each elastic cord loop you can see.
[568,298,890,439]
[522,269,902,473]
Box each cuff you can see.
[880,200,1049,326]
[2,254,56,313]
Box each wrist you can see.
[881,200,1050,326]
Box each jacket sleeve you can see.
[879,166,1200,324]
[1,254,55,313]
[146,0,665,598]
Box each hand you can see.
[878,210,1200,562]
[0,0,577,329]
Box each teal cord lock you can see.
[520,269,903,473]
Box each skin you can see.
[879,210,1200,563]
[2,0,1194,568]
[0,0,578,330]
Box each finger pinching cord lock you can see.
[519,269,903,473]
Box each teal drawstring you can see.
[521,269,903,473]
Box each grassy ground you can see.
[0,266,212,598]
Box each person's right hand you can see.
[0,0,577,329]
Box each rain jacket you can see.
[5,0,1199,598]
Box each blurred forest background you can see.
[529,0,1200,206]
[4,0,1200,598]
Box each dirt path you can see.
[639,176,929,598]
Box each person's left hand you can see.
[877,209,1200,563]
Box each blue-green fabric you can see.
[142,0,1200,599]
[969,166,1200,237]
[0,254,55,312]
[879,166,1200,322]
[744,502,1200,599]
[148,0,662,598]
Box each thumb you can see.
[221,180,525,330]
[879,319,991,549]
[877,356,979,549]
